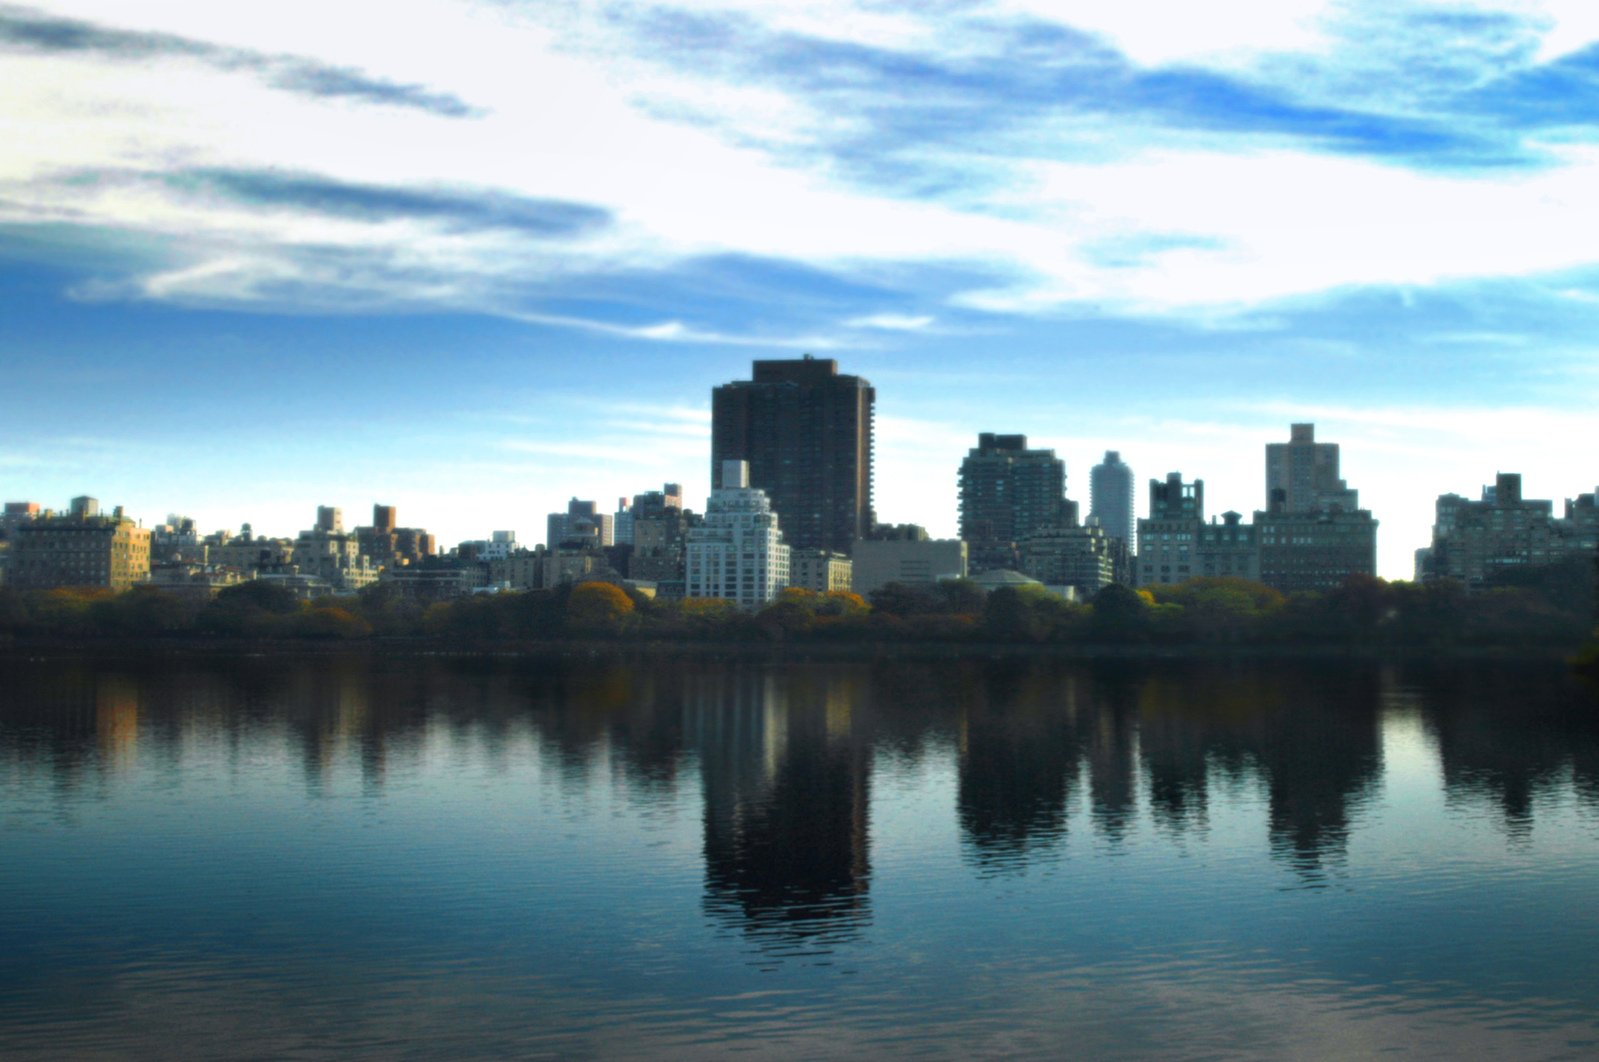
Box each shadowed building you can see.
[959,433,1073,574]
[852,525,967,597]
[1136,473,1204,587]
[1266,423,1359,514]
[1256,423,1376,593]
[711,357,874,553]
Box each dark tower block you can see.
[711,357,875,554]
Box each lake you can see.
[2,653,1597,1059]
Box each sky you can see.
[2,0,1597,578]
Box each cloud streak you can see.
[0,5,479,117]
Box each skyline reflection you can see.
[2,655,1596,929]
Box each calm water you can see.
[2,653,1597,1059]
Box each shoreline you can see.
[0,635,1581,665]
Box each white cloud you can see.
[8,0,1599,331]
[845,313,936,331]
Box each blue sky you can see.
[3,0,1597,577]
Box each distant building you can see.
[1090,450,1136,554]
[613,498,634,546]
[685,460,791,608]
[1197,512,1260,581]
[1256,509,1377,593]
[1255,423,1376,593]
[295,507,377,591]
[959,433,1073,574]
[789,548,853,594]
[6,499,151,591]
[150,514,202,564]
[547,498,614,550]
[711,356,874,553]
[1018,522,1127,598]
[1136,473,1204,587]
[210,525,296,576]
[852,526,967,597]
[1266,423,1360,514]
[630,506,700,584]
[614,483,685,555]
[1422,473,1593,589]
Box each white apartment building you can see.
[685,460,791,608]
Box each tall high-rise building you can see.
[958,433,1071,574]
[316,506,343,534]
[1266,423,1359,513]
[1090,450,1135,553]
[711,356,874,554]
[686,460,791,608]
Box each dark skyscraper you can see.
[1090,450,1135,553]
[711,356,874,553]
[958,433,1070,573]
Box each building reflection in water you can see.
[956,662,1085,873]
[1415,665,1599,840]
[688,665,872,948]
[2,655,1596,907]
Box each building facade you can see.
[295,507,377,591]
[1089,450,1136,554]
[959,433,1072,574]
[685,460,792,608]
[547,498,614,550]
[1136,473,1204,587]
[1266,423,1359,513]
[711,356,874,553]
[851,527,968,597]
[1255,510,1378,593]
[789,548,853,593]
[1421,473,1594,589]
[6,498,151,591]
[1018,523,1126,598]
[1197,512,1261,581]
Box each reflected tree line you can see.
[3,656,1596,945]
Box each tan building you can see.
[851,531,967,597]
[6,498,151,590]
[789,548,853,593]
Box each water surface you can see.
[2,654,1597,1058]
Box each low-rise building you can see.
[1019,523,1125,598]
[852,526,967,597]
[1255,508,1377,594]
[295,507,378,591]
[1197,511,1261,581]
[789,548,853,593]
[1423,473,1592,589]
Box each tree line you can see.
[1,556,1594,655]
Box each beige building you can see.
[789,548,852,593]
[851,532,967,597]
[6,497,151,591]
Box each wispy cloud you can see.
[9,0,1599,335]
[0,5,479,117]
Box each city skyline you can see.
[5,2,1599,579]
